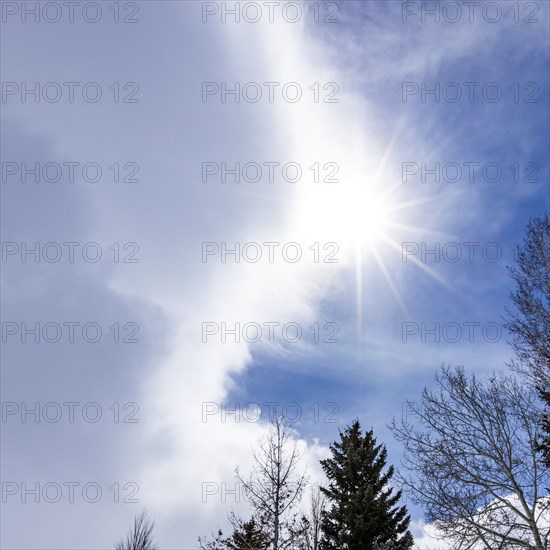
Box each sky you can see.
[1,0,549,548]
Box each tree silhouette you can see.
[391,366,550,549]
[198,512,270,550]
[115,510,158,550]
[236,416,308,550]
[320,420,413,550]
[504,214,550,467]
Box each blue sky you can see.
[1,1,549,548]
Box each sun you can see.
[339,189,390,245]
[287,165,455,339]
[295,182,392,251]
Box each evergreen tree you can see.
[319,420,413,550]
[198,513,270,550]
[226,515,271,550]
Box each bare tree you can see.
[115,510,158,550]
[236,416,308,550]
[391,366,550,550]
[300,484,326,550]
[504,214,550,468]
[505,213,550,387]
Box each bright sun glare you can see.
[298,183,391,249]
[293,174,450,329]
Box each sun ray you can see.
[369,244,410,318]
[288,121,473,334]
[379,234,458,292]
[384,196,440,213]
[355,243,364,346]
[385,222,457,240]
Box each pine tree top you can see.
[319,420,414,550]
